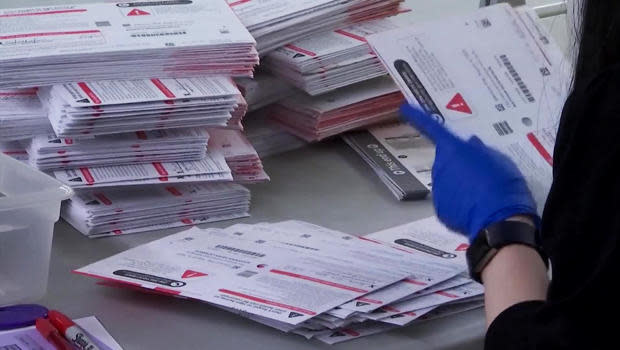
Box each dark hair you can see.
[574,1,620,87]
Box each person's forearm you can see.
[481,243,549,327]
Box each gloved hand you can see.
[400,104,539,242]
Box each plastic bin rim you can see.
[0,185,73,211]
[1,152,74,210]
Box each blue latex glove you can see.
[400,104,539,242]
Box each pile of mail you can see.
[52,149,232,189]
[0,141,29,162]
[40,77,246,137]
[311,296,484,344]
[228,0,404,54]
[26,129,210,171]
[235,72,295,112]
[244,113,307,158]
[0,0,285,237]
[269,77,403,141]
[0,89,52,141]
[48,127,268,235]
[62,183,251,238]
[343,122,433,200]
[208,129,269,183]
[263,17,399,95]
[0,0,258,89]
[75,217,483,342]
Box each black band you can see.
[466,220,547,283]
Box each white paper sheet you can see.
[367,4,571,210]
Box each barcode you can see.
[492,121,514,136]
[215,245,265,258]
[237,270,258,278]
[499,55,535,103]
[130,31,187,38]
[0,345,22,350]
[95,21,111,27]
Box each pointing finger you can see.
[399,104,455,143]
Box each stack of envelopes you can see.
[26,129,210,171]
[263,17,400,95]
[343,122,433,201]
[74,217,483,343]
[62,183,251,238]
[40,77,246,137]
[235,72,295,112]
[269,77,404,141]
[51,148,232,189]
[228,0,404,54]
[208,129,270,184]
[0,0,258,89]
[0,89,53,141]
[244,112,307,158]
[0,141,29,162]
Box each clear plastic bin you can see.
[0,152,73,306]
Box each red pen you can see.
[35,318,76,350]
[48,310,101,350]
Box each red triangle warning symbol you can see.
[127,9,150,16]
[455,243,469,252]
[182,270,208,279]
[446,93,472,114]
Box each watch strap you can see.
[466,220,547,283]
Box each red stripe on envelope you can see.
[383,305,400,313]
[357,297,383,305]
[0,30,99,40]
[284,44,317,57]
[342,329,361,337]
[93,193,112,205]
[154,287,181,295]
[152,162,168,176]
[0,9,87,17]
[0,91,37,96]
[79,168,95,185]
[334,29,367,42]
[527,133,553,166]
[166,187,183,196]
[219,289,316,315]
[77,82,102,105]
[270,269,368,293]
[358,236,381,244]
[151,79,176,98]
[72,270,142,288]
[435,291,459,298]
[228,0,251,6]
[404,279,427,286]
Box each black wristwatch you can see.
[466,219,548,283]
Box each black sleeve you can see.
[485,301,578,349]
[484,65,620,350]
[486,301,550,349]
